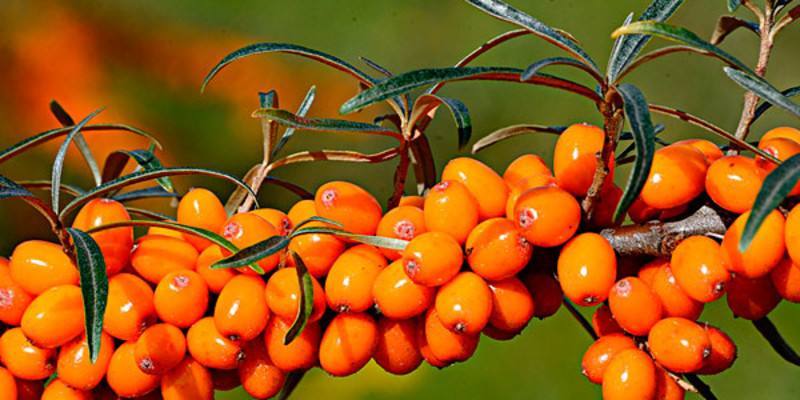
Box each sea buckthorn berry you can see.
[435,272,493,335]
[250,208,293,236]
[503,153,553,190]
[648,318,710,373]
[9,240,78,295]
[374,317,423,375]
[21,284,84,348]
[287,199,316,225]
[320,312,379,377]
[592,304,623,337]
[286,201,345,277]
[264,317,320,371]
[591,183,623,228]
[514,186,581,248]
[557,233,617,306]
[0,327,55,380]
[72,198,133,275]
[154,270,209,328]
[161,357,214,400]
[148,225,184,239]
[482,325,521,341]
[601,348,657,400]
[466,218,532,281]
[135,323,186,375]
[15,378,43,400]
[488,277,535,333]
[57,332,115,390]
[376,206,426,260]
[673,138,723,163]
[221,213,280,274]
[325,244,387,313]
[315,181,382,235]
[641,145,708,209]
[177,188,228,251]
[423,180,479,244]
[726,274,781,320]
[650,264,704,320]
[211,369,240,392]
[581,333,637,384]
[265,267,326,322]
[41,378,91,400]
[783,204,800,266]
[424,308,479,364]
[104,273,156,340]
[131,234,199,284]
[195,245,237,294]
[401,231,463,287]
[186,317,244,370]
[698,325,737,375]
[0,257,33,326]
[655,366,686,400]
[553,123,605,197]
[756,138,800,192]
[609,277,663,336]
[628,196,659,224]
[772,257,800,302]
[722,210,785,278]
[238,339,285,400]
[705,155,766,213]
[373,260,435,319]
[442,157,509,219]
[522,271,563,318]
[638,259,668,286]
[761,126,800,143]
[107,342,161,398]
[505,174,557,219]
[214,275,269,341]
[417,321,451,368]
[399,195,425,209]
[670,236,730,303]
[0,368,15,400]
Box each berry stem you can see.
[752,316,800,367]
[684,374,719,400]
[562,297,598,340]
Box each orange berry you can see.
[186,317,244,370]
[238,339,285,399]
[514,186,581,247]
[264,317,320,371]
[628,196,659,224]
[9,240,78,295]
[288,231,345,278]
[56,332,115,390]
[726,274,781,320]
[771,257,800,302]
[177,188,228,252]
[0,258,33,326]
[320,312,379,377]
[15,378,43,400]
[649,317,710,374]
[592,304,623,337]
[325,244,387,313]
[482,325,521,341]
[442,157,509,219]
[722,210,785,278]
[250,208,293,236]
[423,180,479,243]
[315,181,382,235]
[373,317,422,375]
[435,272,493,335]
[601,348,657,400]
[697,325,737,375]
[638,259,667,286]
[673,138,723,163]
[503,153,552,190]
[131,234,199,284]
[0,368,15,400]
[650,264,704,320]
[553,123,605,197]
[609,277,663,336]
[558,233,617,306]
[41,378,91,400]
[154,270,209,328]
[641,145,708,209]
[214,275,269,342]
[104,273,156,340]
[161,357,214,400]
[488,277,535,333]
[287,199,316,225]
[756,137,800,189]
[21,284,84,348]
[705,155,766,213]
[221,213,280,274]
[417,321,451,368]
[0,327,55,380]
[581,333,637,384]
[761,126,800,143]
[423,308,479,363]
[211,369,240,392]
[466,218,532,281]
[401,231,463,287]
[373,260,435,319]
[134,323,186,375]
[107,341,161,397]
[399,195,425,208]
[784,204,800,266]
[195,244,237,294]
[72,198,133,275]
[265,267,326,322]
[522,271,563,318]
[670,236,730,303]
[591,183,623,228]
[375,205,426,259]
[148,225,184,239]
[505,174,557,219]
[655,366,686,400]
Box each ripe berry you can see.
[161,357,214,400]
[104,273,156,340]
[505,174,557,219]
[264,317,320,371]
[757,137,800,188]
[401,231,463,287]
[186,317,244,370]
[154,270,209,328]
[590,183,623,228]
[107,341,161,398]
[135,323,187,375]
[726,274,781,320]
[761,126,800,143]
[214,274,269,341]
[56,332,115,390]
[705,155,766,213]
[721,210,785,278]
[673,138,723,163]
[435,272,493,335]
[466,218,532,281]
[771,257,800,302]
[373,317,423,375]
[177,188,228,252]
[650,264,704,320]
[0,257,33,326]
[638,258,667,286]
[783,204,800,266]
[0,367,15,400]
[265,267,326,322]
[557,233,617,306]
[9,240,78,295]
[72,198,133,275]
[522,271,563,318]
[238,339,286,400]
[423,308,479,364]
[423,180,479,244]
[376,205,426,260]
[315,181,382,235]
[21,284,84,348]
[373,260,435,319]
[581,333,637,384]
[287,200,345,277]
[609,277,663,336]
[640,145,707,209]
[553,123,605,197]
[442,157,509,219]
[41,378,91,400]
[195,244,237,294]
[249,208,293,236]
[488,277,535,333]
[325,244,387,313]
[0,327,56,380]
[697,325,737,375]
[655,366,686,400]
[592,304,623,337]
[648,317,711,373]
[670,236,730,303]
[14,378,43,400]
[399,195,425,208]
[320,312,379,377]
[131,234,199,284]
[221,213,280,274]
[503,153,552,190]
[417,321,451,368]
[212,368,241,392]
[601,348,657,400]
[514,186,581,247]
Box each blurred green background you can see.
[1,0,799,399]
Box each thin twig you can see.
[562,297,597,340]
[753,316,800,366]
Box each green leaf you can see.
[212,235,289,269]
[272,86,317,158]
[0,175,62,231]
[728,0,742,12]
[711,16,759,45]
[290,226,408,250]
[52,108,104,214]
[277,371,306,400]
[66,228,108,364]
[252,108,400,139]
[410,95,472,149]
[50,101,102,186]
[102,149,174,192]
[614,84,656,222]
[724,67,800,119]
[463,0,598,70]
[740,154,800,251]
[472,124,566,153]
[607,0,684,82]
[291,216,343,231]
[607,12,635,79]
[0,175,36,199]
[111,186,178,203]
[522,57,603,83]
[124,207,172,221]
[284,253,314,345]
[17,180,85,197]
[754,86,800,122]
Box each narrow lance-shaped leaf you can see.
[17,180,85,197]
[272,86,317,157]
[212,236,289,269]
[607,12,635,78]
[112,186,178,203]
[66,228,108,363]
[410,95,472,149]
[724,67,800,119]
[472,124,566,153]
[290,226,409,250]
[284,253,314,345]
[101,149,174,192]
[614,84,656,222]
[253,109,401,140]
[522,56,604,83]
[753,86,800,122]
[728,0,742,12]
[52,108,104,214]
[740,154,800,251]
[50,101,102,186]
[0,175,62,231]
[711,16,759,45]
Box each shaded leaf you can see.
[52,108,104,214]
[253,108,401,140]
[17,180,84,197]
[728,0,742,12]
[269,148,400,170]
[124,207,172,221]
[277,371,306,400]
[410,135,437,192]
[614,84,656,222]
[0,175,62,231]
[753,86,800,122]
[263,176,314,200]
[606,12,635,79]
[472,124,566,153]
[292,216,343,231]
[213,235,289,269]
[724,67,800,118]
[522,56,603,83]
[50,101,102,186]
[291,226,408,250]
[102,149,173,192]
[111,186,178,203]
[0,175,37,199]
[284,253,314,345]
[272,86,317,158]
[409,95,472,149]
[711,16,759,45]
[740,154,800,251]
[66,228,108,363]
